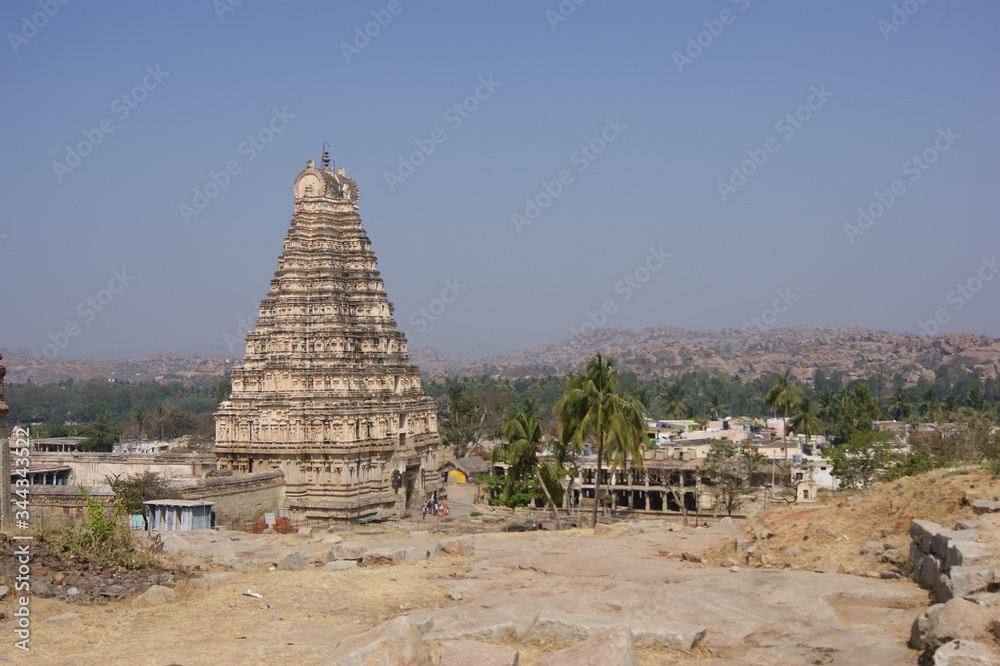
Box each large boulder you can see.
[933,639,1000,665]
[950,567,994,601]
[405,547,429,561]
[815,556,844,574]
[947,541,993,570]
[910,599,994,651]
[930,530,980,559]
[326,616,431,666]
[972,500,1000,515]
[439,640,519,666]
[323,560,358,572]
[536,627,637,666]
[161,534,193,556]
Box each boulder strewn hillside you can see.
[411,326,1000,385]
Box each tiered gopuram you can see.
[215,155,444,523]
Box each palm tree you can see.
[764,371,801,431]
[554,354,646,528]
[705,391,729,420]
[494,398,562,529]
[662,384,688,419]
[604,390,647,513]
[154,402,166,440]
[890,387,911,421]
[131,407,148,440]
[920,388,939,422]
[787,397,824,444]
[816,387,838,433]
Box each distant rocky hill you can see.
[411,326,1000,386]
[5,325,999,387]
[0,349,231,385]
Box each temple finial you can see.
[322,143,331,169]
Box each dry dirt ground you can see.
[7,469,997,665]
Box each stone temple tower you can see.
[215,156,444,524]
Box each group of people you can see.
[421,500,448,519]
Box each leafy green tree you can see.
[703,442,764,516]
[440,383,486,458]
[968,387,986,414]
[214,379,232,406]
[494,398,564,528]
[106,472,181,529]
[81,414,121,452]
[920,388,939,422]
[823,431,892,490]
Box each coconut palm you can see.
[604,390,647,512]
[662,384,689,419]
[787,397,824,443]
[920,388,939,422]
[554,354,646,528]
[705,391,730,420]
[890,387,911,421]
[494,398,562,529]
[764,371,801,421]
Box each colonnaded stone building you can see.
[215,154,445,524]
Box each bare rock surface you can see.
[933,639,1000,665]
[536,627,637,666]
[438,640,519,666]
[326,616,431,666]
[910,599,994,652]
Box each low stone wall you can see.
[172,470,285,530]
[909,518,997,602]
[22,484,114,525]
[29,451,217,486]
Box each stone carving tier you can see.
[215,158,444,523]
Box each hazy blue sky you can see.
[1,0,997,361]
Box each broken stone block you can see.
[277,552,307,570]
[911,519,944,554]
[361,547,404,567]
[332,542,367,561]
[161,534,193,556]
[404,547,428,561]
[537,627,637,666]
[950,567,994,600]
[947,541,992,570]
[439,640,519,666]
[438,536,474,557]
[861,541,881,554]
[297,527,313,538]
[815,556,843,574]
[410,531,430,541]
[136,585,180,606]
[322,534,344,547]
[932,639,1000,665]
[972,500,1000,515]
[323,561,358,572]
[956,520,984,531]
[920,554,942,590]
[967,593,1000,608]
[931,530,979,558]
[326,616,431,666]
